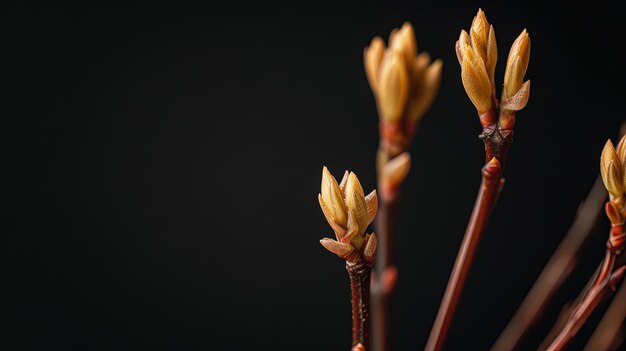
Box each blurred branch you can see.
[543,247,625,350]
[491,176,606,351]
[584,278,626,351]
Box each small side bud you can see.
[483,157,502,177]
[320,238,354,257]
[382,266,398,296]
[363,232,378,263]
[501,80,530,113]
[382,152,411,188]
[605,202,623,225]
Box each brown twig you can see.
[426,138,505,351]
[348,261,373,348]
[584,278,626,351]
[371,146,405,351]
[491,176,607,351]
[372,195,398,351]
[537,262,602,351]
[372,114,413,351]
[545,251,625,350]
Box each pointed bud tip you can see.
[484,157,502,174]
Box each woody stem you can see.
[545,247,625,351]
[372,195,398,351]
[347,261,372,349]
[426,121,509,351]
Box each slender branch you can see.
[347,261,373,349]
[425,155,504,351]
[545,250,625,351]
[584,278,626,351]
[372,196,398,351]
[537,262,602,351]
[372,143,408,351]
[491,176,606,351]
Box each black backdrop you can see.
[4,1,626,350]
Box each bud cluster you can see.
[319,167,378,263]
[456,9,530,127]
[364,22,442,155]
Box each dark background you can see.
[3,1,626,350]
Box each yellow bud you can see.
[606,202,623,225]
[364,36,385,94]
[382,152,411,187]
[412,52,431,81]
[363,233,378,263]
[390,22,417,67]
[617,135,626,161]
[501,80,530,115]
[470,9,490,63]
[338,170,349,194]
[461,45,492,113]
[407,59,443,121]
[377,50,409,123]
[455,30,470,64]
[601,140,624,198]
[364,190,378,227]
[617,135,626,190]
[504,29,530,98]
[486,25,497,94]
[344,172,368,236]
[320,238,354,258]
[321,167,348,227]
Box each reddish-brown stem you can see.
[372,197,398,351]
[538,263,602,351]
[491,176,606,351]
[584,278,626,351]
[545,249,625,351]
[425,158,504,351]
[347,261,373,349]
